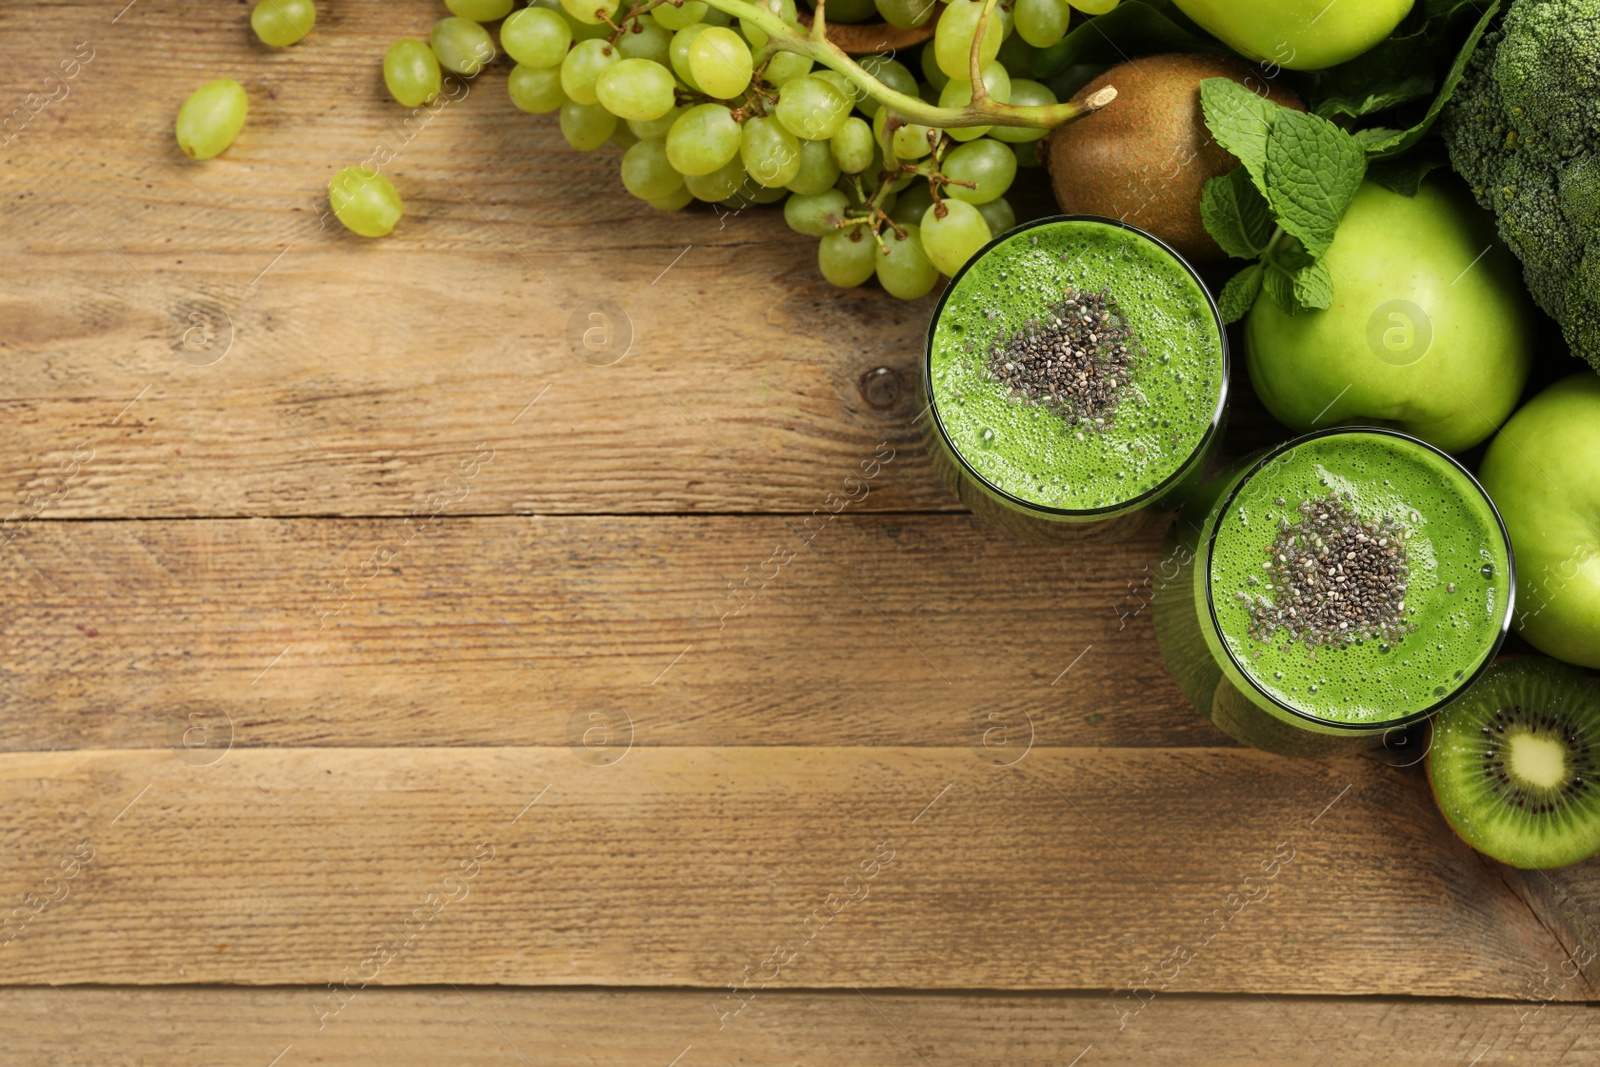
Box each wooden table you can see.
[3,2,1596,1062]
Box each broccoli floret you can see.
[1443,0,1600,372]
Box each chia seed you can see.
[1245,492,1414,650]
[982,286,1143,430]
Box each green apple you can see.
[1171,0,1413,70]
[1478,374,1600,669]
[1245,181,1533,454]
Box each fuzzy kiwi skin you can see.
[1426,656,1600,870]
[1042,54,1303,262]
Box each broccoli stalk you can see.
[1442,0,1600,372]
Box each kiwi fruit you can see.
[1427,656,1600,869]
[1042,54,1303,262]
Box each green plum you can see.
[1478,374,1600,669]
[1245,181,1532,454]
[1171,0,1412,70]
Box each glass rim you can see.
[922,213,1231,519]
[1203,425,1518,734]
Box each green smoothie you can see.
[926,217,1227,523]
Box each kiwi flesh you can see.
[1427,656,1600,869]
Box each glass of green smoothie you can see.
[923,215,1228,540]
[1153,427,1515,758]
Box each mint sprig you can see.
[1198,79,1369,323]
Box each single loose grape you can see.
[448,0,514,20]
[920,198,990,276]
[384,39,444,107]
[974,195,1015,237]
[688,27,753,100]
[919,43,950,91]
[560,99,618,150]
[786,137,841,195]
[621,138,685,200]
[508,63,566,112]
[596,57,676,120]
[855,55,917,117]
[818,229,878,287]
[941,137,1015,203]
[668,25,707,90]
[987,78,1055,142]
[683,155,748,201]
[252,0,315,46]
[617,15,672,65]
[740,0,796,48]
[937,61,1011,141]
[785,188,850,237]
[500,8,572,68]
[652,0,708,30]
[740,116,801,188]
[665,103,741,175]
[329,167,402,238]
[890,181,934,226]
[1012,0,1069,48]
[628,104,682,140]
[934,0,1003,80]
[649,186,695,211]
[775,76,850,141]
[830,116,874,174]
[560,0,620,25]
[430,17,496,75]
[875,0,937,28]
[763,50,813,87]
[876,224,939,298]
[871,106,933,160]
[561,38,618,106]
[175,78,248,160]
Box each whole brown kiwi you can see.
[1043,54,1304,262]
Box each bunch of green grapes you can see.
[380,0,1113,298]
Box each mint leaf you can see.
[1199,78,1275,194]
[1200,168,1275,259]
[1216,263,1263,324]
[1263,109,1367,258]
[1291,260,1334,310]
[1261,260,1296,314]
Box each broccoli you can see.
[1442,0,1600,372]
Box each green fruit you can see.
[175,78,248,160]
[1478,375,1600,668]
[329,167,403,237]
[1427,657,1600,869]
[1245,181,1532,454]
[1170,0,1413,71]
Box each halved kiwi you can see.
[1427,657,1600,869]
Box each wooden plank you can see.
[3,987,1598,1066]
[0,513,1223,751]
[0,746,1584,996]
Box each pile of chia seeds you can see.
[1240,492,1414,650]
[982,286,1143,429]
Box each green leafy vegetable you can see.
[1199,166,1274,259]
[1262,109,1368,257]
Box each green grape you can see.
[561,38,618,105]
[1068,0,1119,12]
[665,103,741,175]
[688,27,753,99]
[785,188,850,236]
[508,63,566,112]
[740,116,801,188]
[430,17,497,75]
[611,123,640,149]
[560,98,618,149]
[648,186,695,210]
[920,198,990,276]
[937,61,1010,141]
[830,116,874,174]
[987,78,1054,142]
[596,57,676,120]
[786,137,841,195]
[933,0,1001,81]
[1012,0,1069,48]
[500,8,572,68]
[974,194,1014,236]
[447,0,514,20]
[941,137,1015,202]
[748,183,789,203]
[889,181,933,226]
[825,0,878,22]
[740,0,796,49]
[621,138,685,199]
[818,229,877,287]
[560,0,619,25]
[811,69,868,113]
[251,0,315,47]
[855,56,916,118]
[617,15,672,65]
[763,50,813,86]
[875,0,937,28]
[564,11,613,40]
[701,6,733,26]
[875,224,938,297]
[996,3,1014,41]
[175,78,248,160]
[684,155,748,201]
[652,0,707,30]
[668,25,707,90]
[726,182,787,207]
[329,167,402,238]
[385,39,444,107]
[919,43,949,91]
[1010,138,1041,167]
[871,106,933,160]
[628,104,682,140]
[775,76,850,141]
